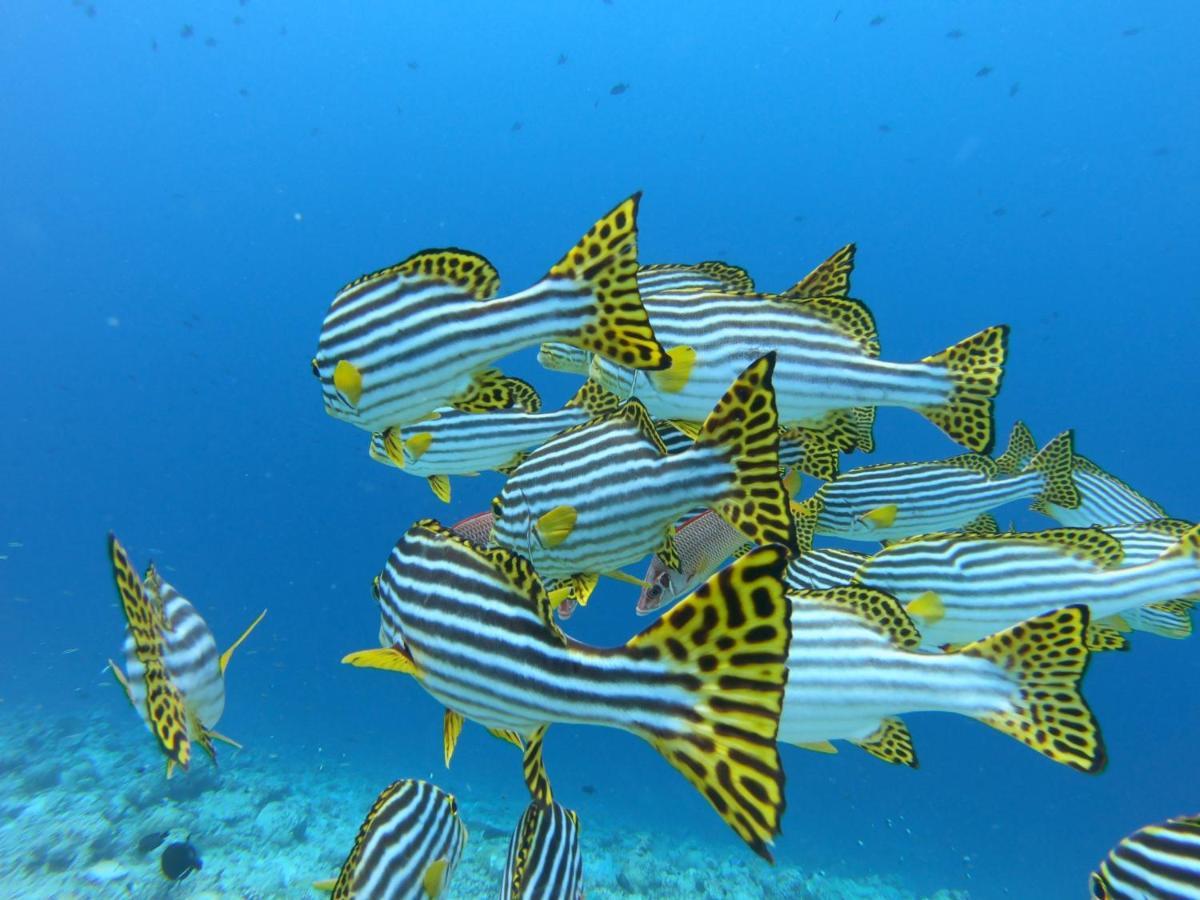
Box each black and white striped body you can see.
[588,290,951,425]
[501,801,584,900]
[332,779,466,900]
[1040,456,1166,526]
[656,422,808,471]
[780,598,1018,746]
[1103,522,1196,637]
[856,532,1200,647]
[1091,812,1200,900]
[122,580,224,732]
[786,548,870,591]
[491,414,739,582]
[376,525,718,737]
[370,406,590,478]
[812,461,1044,542]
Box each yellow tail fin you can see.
[918,325,1009,453]
[625,545,791,861]
[697,353,798,554]
[546,194,670,372]
[1026,431,1079,511]
[959,605,1105,773]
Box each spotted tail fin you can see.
[545,193,669,372]
[917,325,1009,453]
[959,605,1105,773]
[696,353,798,554]
[624,545,791,861]
[1025,431,1079,510]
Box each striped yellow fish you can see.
[1091,811,1200,899]
[108,536,265,777]
[780,589,1105,773]
[369,380,619,503]
[490,354,796,609]
[344,521,793,861]
[312,195,669,434]
[793,431,1077,545]
[315,779,467,899]
[502,800,584,900]
[853,524,1200,648]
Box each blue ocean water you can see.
[2,1,1198,897]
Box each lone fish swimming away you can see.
[313,194,669,434]
[502,800,584,900]
[1090,811,1200,899]
[344,521,793,861]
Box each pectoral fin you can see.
[793,740,838,754]
[428,475,451,503]
[342,646,419,676]
[860,504,898,529]
[422,858,450,898]
[536,505,577,548]
[405,432,434,462]
[649,345,696,393]
[443,709,463,768]
[333,360,363,407]
[905,591,944,625]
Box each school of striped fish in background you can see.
[102,193,1200,898]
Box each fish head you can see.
[636,560,686,614]
[312,351,366,426]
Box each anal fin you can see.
[850,717,917,768]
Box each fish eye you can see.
[310,357,320,379]
[647,583,662,599]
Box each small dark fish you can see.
[878,123,892,133]
[161,841,202,881]
[511,121,523,132]
[151,39,158,52]
[792,214,805,224]
[407,61,419,71]
[602,0,613,5]
[1039,208,1055,219]
[609,82,629,95]
[238,87,250,97]
[179,24,193,38]
[581,784,596,795]
[85,5,96,17]
[1009,82,1020,97]
[946,29,964,39]
[975,66,993,77]
[278,25,287,36]
[869,15,885,26]
[833,9,841,21]
[1153,146,1169,157]
[992,207,1007,217]
[557,53,567,65]
[137,831,168,854]
[204,37,217,48]
[1121,27,1142,37]
[233,16,244,25]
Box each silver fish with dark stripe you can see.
[313,195,668,434]
[324,779,466,900]
[1091,812,1200,899]
[343,521,793,860]
[501,800,584,900]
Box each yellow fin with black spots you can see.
[568,572,599,607]
[959,605,1105,773]
[851,717,918,768]
[507,377,541,413]
[796,295,879,357]
[342,646,420,676]
[1026,431,1079,510]
[536,505,577,549]
[694,260,756,292]
[522,725,553,803]
[613,400,670,454]
[790,428,842,481]
[341,248,500,300]
[790,496,822,554]
[625,544,791,862]
[960,512,999,537]
[995,420,1038,475]
[495,451,526,476]
[546,194,670,371]
[649,345,696,394]
[428,475,451,503]
[783,243,856,300]
[905,591,944,625]
[219,608,267,676]
[564,379,621,419]
[451,369,530,413]
[333,360,363,408]
[655,528,681,572]
[443,709,463,768]
[1086,622,1130,652]
[667,419,701,440]
[380,428,406,468]
[697,353,798,554]
[1160,522,1200,564]
[794,585,921,650]
[917,325,1009,454]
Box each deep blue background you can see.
[2,2,1197,897]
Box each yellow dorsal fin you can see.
[960,512,999,536]
[666,419,701,440]
[428,475,451,503]
[905,590,944,625]
[341,646,419,676]
[1026,431,1080,510]
[564,379,621,419]
[443,709,464,768]
[936,453,999,476]
[783,243,856,300]
[506,377,542,413]
[1162,522,1200,563]
[794,585,921,650]
[339,248,500,300]
[536,505,577,548]
[405,432,434,463]
[1086,622,1130,652]
[219,608,267,675]
[791,496,822,554]
[860,504,898,530]
[694,260,756,291]
[333,360,363,408]
[851,717,917,768]
[522,725,553,803]
[791,430,841,482]
[1004,527,1125,567]
[994,421,1038,475]
[422,857,450,898]
[613,400,670,454]
[793,740,839,754]
[649,345,696,394]
[917,325,1008,453]
[958,605,1105,773]
[450,368,529,413]
[793,294,879,357]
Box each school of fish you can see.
[102,193,1199,897]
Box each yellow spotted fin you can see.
[1086,622,1130,652]
[790,496,822,554]
[564,379,621,419]
[782,243,856,300]
[568,572,599,607]
[1025,431,1079,510]
[451,369,534,413]
[960,512,999,537]
[995,421,1038,475]
[796,295,879,358]
[649,345,696,394]
[917,325,1009,454]
[536,505,577,548]
[667,419,701,440]
[850,717,918,768]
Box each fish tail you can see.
[1025,430,1079,510]
[958,605,1106,773]
[697,353,798,554]
[1162,522,1200,565]
[994,420,1038,474]
[545,193,670,371]
[624,545,791,861]
[917,325,1009,453]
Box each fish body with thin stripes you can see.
[587,286,1009,453]
[785,547,871,592]
[1098,519,1196,639]
[322,779,467,900]
[312,195,668,434]
[779,589,1104,773]
[502,800,584,900]
[1090,811,1200,899]
[490,354,796,607]
[1034,452,1168,526]
[855,525,1200,647]
[795,431,1077,544]
[346,520,793,860]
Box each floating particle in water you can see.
[610,82,629,95]
[878,123,892,133]
[204,37,217,48]
[1152,146,1169,156]
[310,126,321,137]
[511,121,523,132]
[1122,26,1142,37]
[793,214,805,223]
[233,15,244,25]
[557,53,567,65]
[106,316,120,328]
[992,207,1007,217]
[238,87,249,97]
[1039,208,1055,218]
[581,784,596,795]
[407,60,419,71]
[1009,82,1020,97]
[293,212,303,222]
[833,9,841,21]
[975,65,993,77]
[151,39,158,51]
[180,24,193,38]
[869,15,885,26]
[946,28,964,39]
